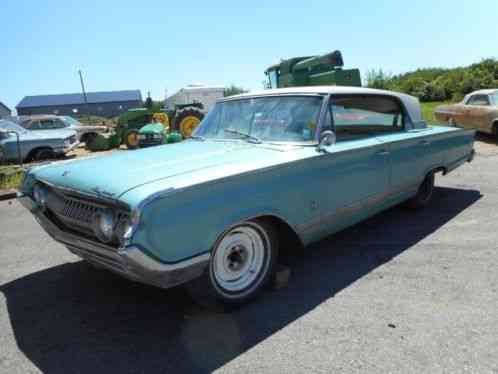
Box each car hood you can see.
[31,140,311,202]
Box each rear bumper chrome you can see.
[18,193,209,289]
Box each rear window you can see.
[466,95,490,106]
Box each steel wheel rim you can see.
[212,225,268,293]
[179,116,200,138]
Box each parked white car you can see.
[18,115,107,145]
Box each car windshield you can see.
[194,95,323,143]
[63,116,80,125]
[0,120,28,134]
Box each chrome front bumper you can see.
[18,194,209,289]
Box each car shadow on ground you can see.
[1,186,481,374]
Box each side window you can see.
[52,119,67,128]
[40,120,55,129]
[29,121,42,130]
[40,119,65,129]
[467,95,490,106]
[330,95,405,141]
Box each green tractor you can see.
[115,103,204,149]
[265,50,361,89]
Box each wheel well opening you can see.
[255,215,303,257]
[26,146,53,161]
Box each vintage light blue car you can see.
[0,120,79,162]
[18,87,475,305]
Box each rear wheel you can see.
[405,172,435,209]
[174,108,204,138]
[188,220,278,307]
[31,147,55,162]
[124,130,139,149]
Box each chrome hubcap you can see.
[212,225,267,292]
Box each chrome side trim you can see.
[297,183,419,234]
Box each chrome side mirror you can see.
[317,130,336,153]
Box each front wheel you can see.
[188,220,278,307]
[405,172,435,209]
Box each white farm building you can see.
[165,84,224,112]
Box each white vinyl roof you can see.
[467,89,498,95]
[223,86,423,123]
[462,89,498,104]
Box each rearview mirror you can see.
[317,130,336,153]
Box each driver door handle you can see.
[376,150,390,156]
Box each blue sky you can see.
[1,0,496,112]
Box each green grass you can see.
[0,166,24,190]
[420,101,451,126]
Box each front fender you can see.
[129,180,306,264]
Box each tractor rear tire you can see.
[174,107,204,138]
[124,130,140,149]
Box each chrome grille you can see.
[61,197,98,224]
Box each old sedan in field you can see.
[18,87,475,305]
[19,115,107,145]
[434,89,498,142]
[0,120,79,162]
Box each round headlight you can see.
[115,215,133,245]
[93,209,115,243]
[33,184,48,207]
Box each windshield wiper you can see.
[224,128,262,144]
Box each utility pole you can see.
[78,70,91,123]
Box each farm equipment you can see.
[115,104,204,149]
[265,50,361,89]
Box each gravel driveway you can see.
[0,137,497,374]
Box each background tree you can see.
[366,58,498,102]
[224,84,248,97]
